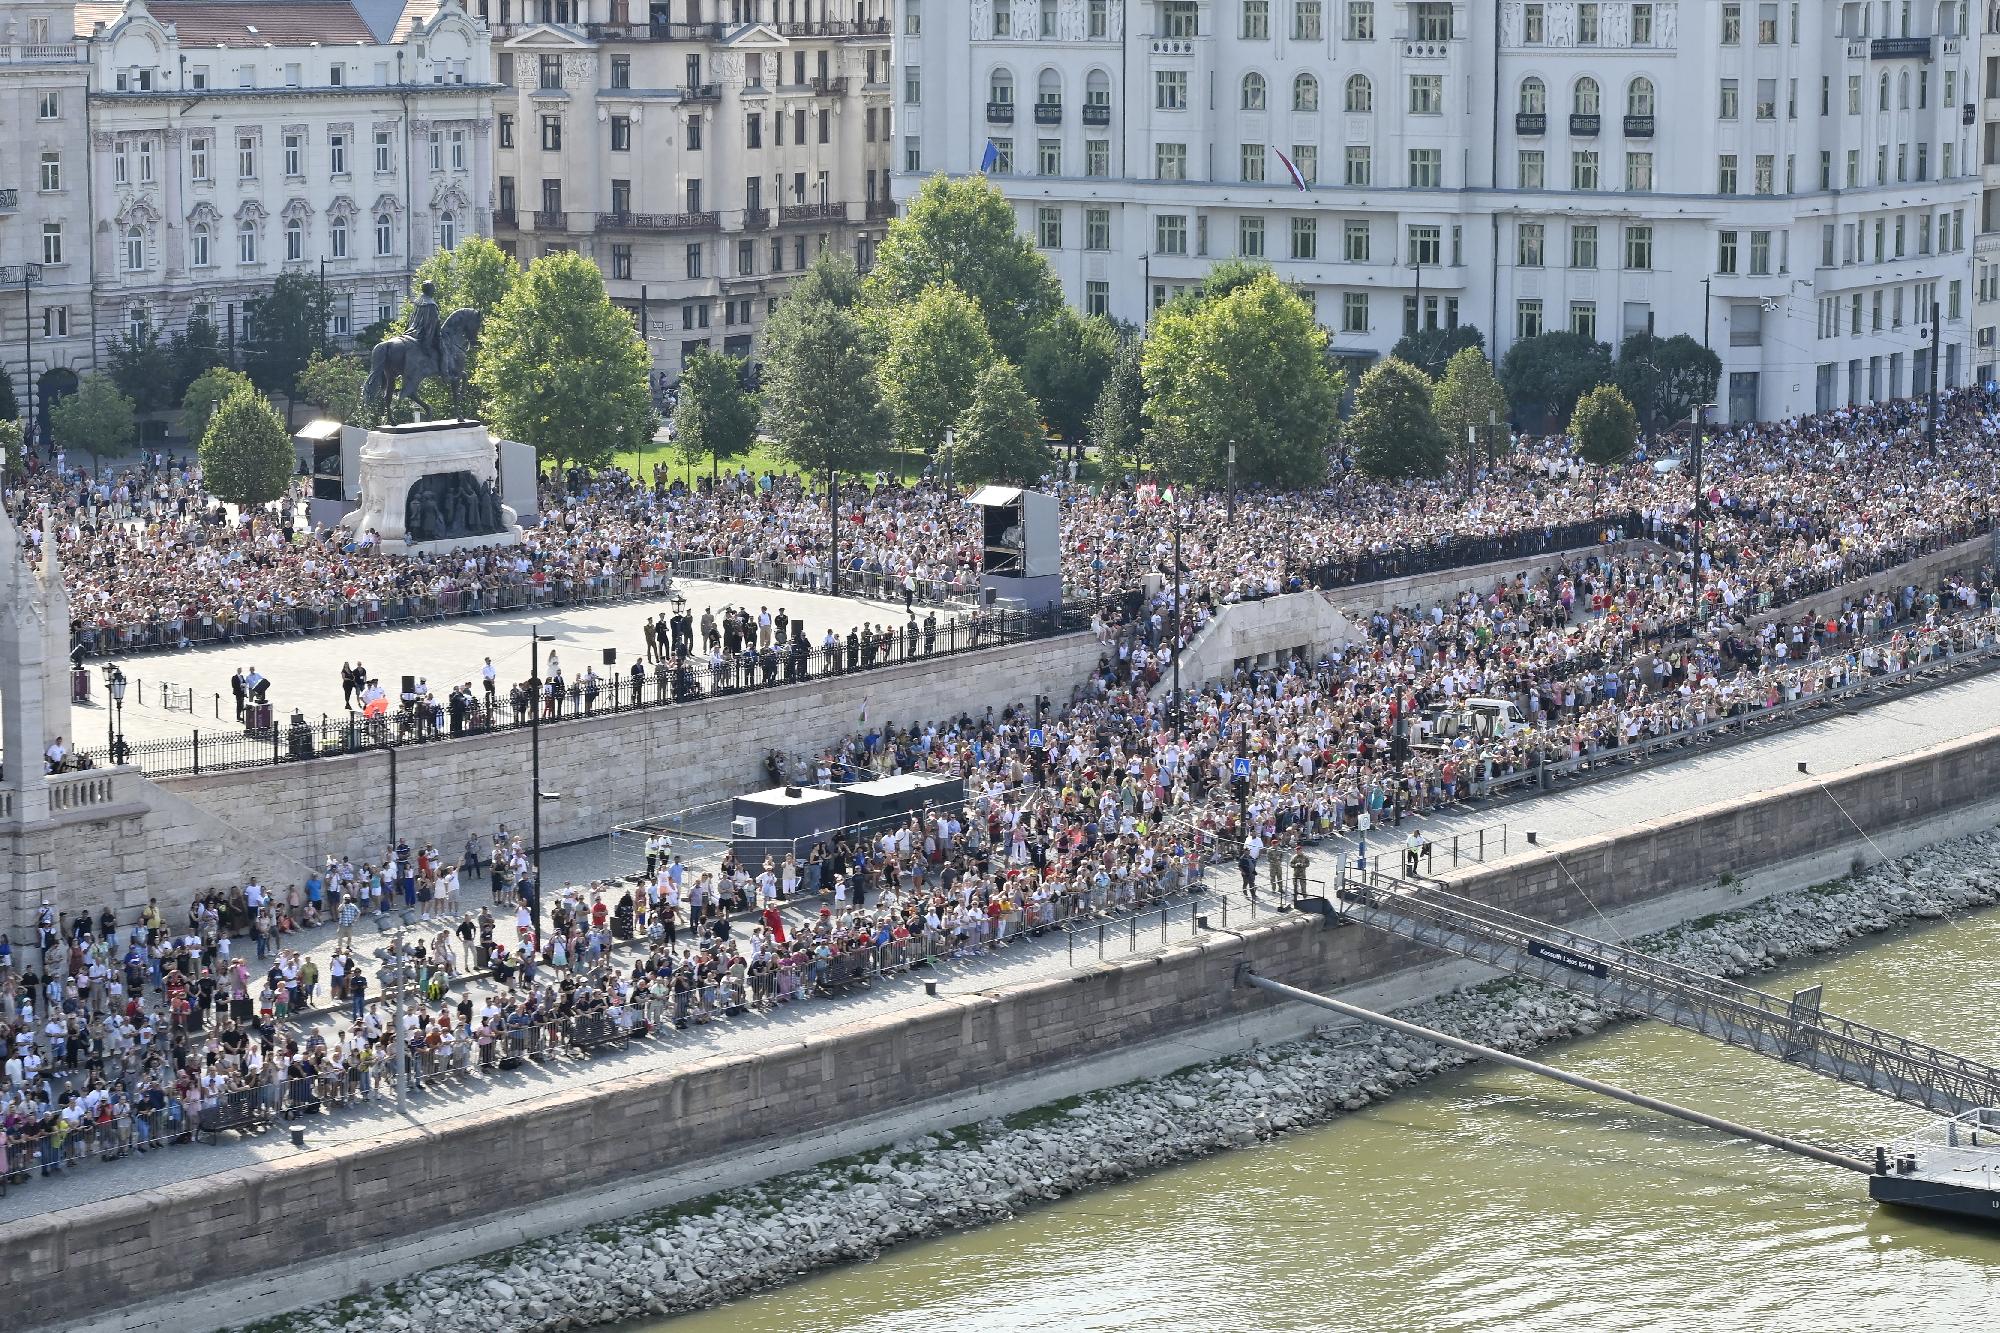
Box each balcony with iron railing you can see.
[810,76,850,96]
[578,21,726,41]
[987,100,1015,123]
[1082,101,1112,125]
[493,207,517,227]
[1623,114,1654,137]
[1569,112,1601,135]
[532,209,567,229]
[0,188,17,211]
[741,207,772,230]
[779,17,889,37]
[1034,98,1063,124]
[597,211,720,233]
[1515,111,1546,134]
[1871,35,1934,58]
[866,197,897,220]
[780,201,848,223]
[681,83,722,101]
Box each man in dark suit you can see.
[230,668,247,722]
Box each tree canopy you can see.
[400,236,523,326]
[107,325,176,416]
[1088,332,1149,476]
[954,360,1051,486]
[1500,330,1615,430]
[760,277,890,478]
[180,367,259,445]
[1391,324,1486,381]
[50,374,136,474]
[1431,346,1512,476]
[244,271,333,409]
[473,251,656,471]
[1570,383,1641,466]
[877,284,994,458]
[167,316,225,402]
[1021,307,1117,446]
[1141,269,1339,488]
[672,349,760,479]
[200,388,295,508]
[866,174,1062,361]
[296,353,372,426]
[1348,358,1450,479]
[1613,332,1722,430]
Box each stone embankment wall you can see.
[10,715,2000,1333]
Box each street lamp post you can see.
[104,664,127,763]
[1226,442,1237,522]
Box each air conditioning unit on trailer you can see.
[731,816,758,837]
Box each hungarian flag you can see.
[1272,147,1309,191]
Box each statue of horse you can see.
[363,306,484,419]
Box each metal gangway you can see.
[1313,871,2000,1118]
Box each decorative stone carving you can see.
[234,198,268,222]
[373,192,405,216]
[280,197,315,222]
[339,420,523,557]
[186,200,221,226]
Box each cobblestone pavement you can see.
[77,578,906,749]
[8,670,2000,1223]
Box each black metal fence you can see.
[1295,511,1647,592]
[75,601,1113,779]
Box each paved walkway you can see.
[76,578,907,750]
[6,669,1999,1224]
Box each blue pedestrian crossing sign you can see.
[1233,756,1252,777]
[1028,727,1045,746]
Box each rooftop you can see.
[77,0,382,49]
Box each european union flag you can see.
[980,140,999,172]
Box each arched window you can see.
[1519,76,1545,114]
[1879,71,1890,109]
[238,221,257,264]
[1037,67,1061,107]
[376,213,394,255]
[330,215,349,259]
[1626,77,1654,116]
[1574,76,1600,114]
[988,68,1014,104]
[123,225,143,272]
[1241,71,1267,109]
[1344,73,1371,112]
[1294,71,1319,111]
[191,224,210,267]
[284,217,304,262]
[438,210,457,251]
[1898,69,1910,107]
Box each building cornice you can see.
[89,84,502,105]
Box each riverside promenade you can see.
[7,662,2000,1229]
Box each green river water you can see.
[643,901,2000,1333]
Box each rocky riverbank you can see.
[256,828,2000,1333]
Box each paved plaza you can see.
[74,578,905,749]
[7,666,1999,1224]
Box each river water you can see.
[646,903,2000,1333]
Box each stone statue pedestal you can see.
[339,419,524,556]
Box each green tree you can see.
[0,366,17,422]
[49,373,137,476]
[355,316,397,350]
[1348,357,1450,480]
[400,235,523,325]
[0,419,22,483]
[180,366,259,445]
[954,360,1051,486]
[1154,258,1276,323]
[878,284,994,458]
[244,272,333,416]
[672,349,760,481]
[474,251,656,471]
[1500,330,1614,430]
[866,174,1062,361]
[1141,270,1339,488]
[296,353,373,425]
[1391,324,1486,381]
[1089,332,1149,476]
[167,315,225,401]
[1431,346,1512,479]
[761,284,890,478]
[107,324,176,415]
[1570,383,1641,467]
[200,388,296,508]
[1613,331,1722,430]
[787,248,866,311]
[1021,307,1117,447]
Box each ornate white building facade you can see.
[484,0,895,380]
[79,0,495,361]
[897,0,1980,422]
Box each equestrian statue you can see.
[362,281,485,419]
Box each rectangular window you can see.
[688,116,704,151]
[1577,1,1599,42]
[904,66,921,104]
[329,133,347,176]
[991,139,1014,173]
[1757,0,1778,41]
[42,222,62,266]
[113,142,128,185]
[1408,74,1442,114]
[1156,71,1188,110]
[1570,301,1597,339]
[39,152,59,192]
[1156,213,1188,254]
[611,116,632,151]
[541,116,562,151]
[1344,146,1371,186]
[1722,2,1741,42]
[1037,206,1063,249]
[1295,0,1324,39]
[1291,216,1317,259]
[238,135,257,179]
[685,243,703,279]
[190,136,210,181]
[905,136,922,173]
[1342,291,1369,333]
[1085,281,1110,318]
[427,130,443,172]
[1625,152,1653,191]
[1409,149,1441,187]
[1040,139,1063,175]
[1754,154,1774,194]
[1343,219,1369,261]
[1162,1,1199,36]
[611,55,631,89]
[1524,1,1545,39]
[1570,223,1598,268]
[1571,150,1599,190]
[38,91,58,119]
[1346,0,1375,39]
[1518,150,1544,189]
[137,139,153,184]
[1240,215,1266,257]
[1718,154,1738,193]
[1407,225,1441,265]
[450,129,465,171]
[1632,2,1653,42]
[1516,299,1543,338]
[1717,230,1739,274]
[1518,222,1545,266]
[498,115,513,150]
[1624,224,1652,270]
[1241,143,1266,182]
[1085,140,1110,176]
[1719,79,1739,120]
[1243,0,1270,37]
[1749,229,1772,275]
[1155,143,1187,179]
[1086,207,1111,250]
[539,54,562,90]
[611,243,633,280]
[1290,145,1318,184]
[1089,0,1109,36]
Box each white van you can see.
[1418,696,1530,749]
